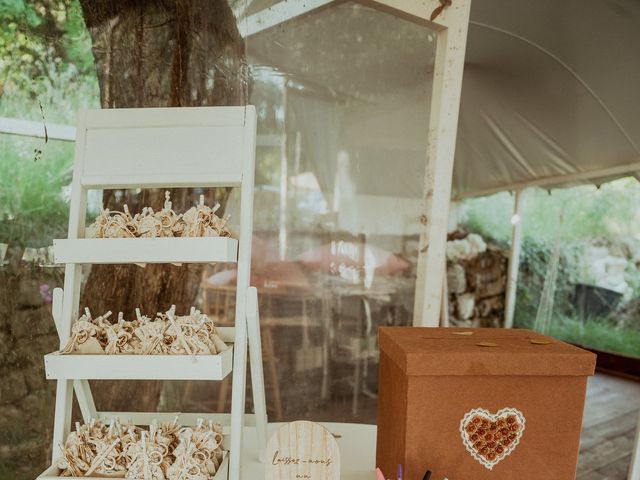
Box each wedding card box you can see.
[376,328,596,480]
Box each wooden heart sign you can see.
[459,408,525,470]
[265,421,340,480]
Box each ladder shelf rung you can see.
[53,237,238,264]
[44,347,233,381]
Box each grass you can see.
[515,312,640,358]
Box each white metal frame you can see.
[40,106,267,480]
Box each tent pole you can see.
[505,189,525,329]
[440,274,450,327]
[412,0,473,327]
[630,410,640,480]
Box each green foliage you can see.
[0,135,73,246]
[463,180,640,355]
[463,179,640,246]
[0,0,98,122]
[0,0,98,249]
[461,191,512,246]
[520,183,640,243]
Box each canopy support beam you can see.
[411,0,472,327]
[505,189,525,329]
[455,159,640,200]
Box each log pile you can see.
[446,232,508,328]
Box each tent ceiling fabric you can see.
[244,0,640,198]
[247,2,435,101]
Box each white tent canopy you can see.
[241,0,640,199]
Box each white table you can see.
[240,422,377,479]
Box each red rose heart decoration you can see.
[459,408,525,470]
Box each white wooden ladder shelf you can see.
[38,106,268,480]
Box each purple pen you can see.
[397,464,403,480]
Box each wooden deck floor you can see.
[578,373,640,480]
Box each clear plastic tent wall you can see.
[203,1,438,421]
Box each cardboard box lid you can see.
[379,327,596,376]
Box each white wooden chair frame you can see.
[40,106,268,480]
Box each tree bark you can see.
[78,0,246,411]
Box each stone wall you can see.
[0,257,60,479]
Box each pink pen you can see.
[375,467,386,480]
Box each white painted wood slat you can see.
[44,347,233,381]
[53,237,238,264]
[82,126,244,188]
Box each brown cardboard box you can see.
[376,328,596,480]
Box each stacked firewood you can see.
[446,233,508,327]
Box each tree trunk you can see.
[78,0,246,411]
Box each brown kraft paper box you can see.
[376,328,596,480]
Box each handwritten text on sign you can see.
[265,421,340,480]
